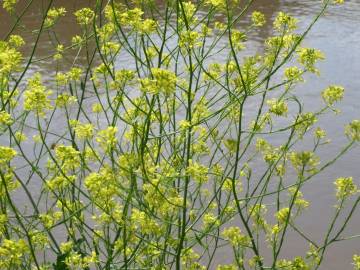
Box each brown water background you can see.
[1,0,360,269]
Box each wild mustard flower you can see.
[131,209,161,235]
[334,177,358,200]
[0,146,17,164]
[54,44,64,60]
[284,66,304,82]
[0,1,357,268]
[96,126,118,152]
[54,145,80,172]
[251,11,266,27]
[297,48,325,74]
[222,227,250,246]
[85,167,118,203]
[151,68,177,95]
[29,230,48,250]
[322,85,344,106]
[15,131,27,142]
[68,67,82,81]
[206,0,226,9]
[306,244,321,267]
[353,255,360,270]
[288,187,310,210]
[111,69,135,89]
[277,257,309,270]
[55,93,77,108]
[249,204,268,231]
[39,211,62,228]
[24,73,52,116]
[179,30,201,49]
[345,120,360,141]
[119,8,143,27]
[46,175,76,190]
[214,21,227,31]
[2,0,18,13]
[0,239,29,268]
[92,103,102,113]
[289,151,319,174]
[203,212,220,228]
[73,122,94,140]
[74,8,95,25]
[294,112,318,135]
[275,207,290,224]
[314,127,326,139]
[139,18,157,34]
[44,7,66,28]
[0,40,22,74]
[230,30,247,50]
[71,35,83,47]
[249,256,263,268]
[274,12,298,32]
[0,111,12,126]
[180,2,197,25]
[65,250,96,269]
[186,160,208,184]
[8,35,24,48]
[267,98,288,116]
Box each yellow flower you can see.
[55,93,77,108]
[284,66,304,82]
[54,145,80,172]
[251,11,266,27]
[8,35,25,47]
[222,226,250,246]
[353,254,360,270]
[2,0,18,13]
[322,85,344,106]
[67,67,82,81]
[345,120,360,141]
[0,111,13,125]
[334,177,358,199]
[44,7,66,28]
[24,73,52,116]
[289,151,319,174]
[74,122,94,140]
[0,146,17,164]
[15,131,27,142]
[297,47,325,74]
[275,207,290,224]
[92,103,103,113]
[96,126,118,152]
[205,0,226,9]
[274,12,298,32]
[267,98,288,116]
[186,160,208,184]
[74,8,95,25]
[0,240,28,268]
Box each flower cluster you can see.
[74,8,95,25]
[222,226,250,247]
[322,85,344,106]
[334,177,358,200]
[345,120,360,141]
[23,74,52,116]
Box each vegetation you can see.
[0,0,359,269]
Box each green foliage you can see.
[0,0,358,269]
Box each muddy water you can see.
[1,0,360,269]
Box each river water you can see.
[1,0,360,269]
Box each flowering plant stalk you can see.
[0,0,359,269]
